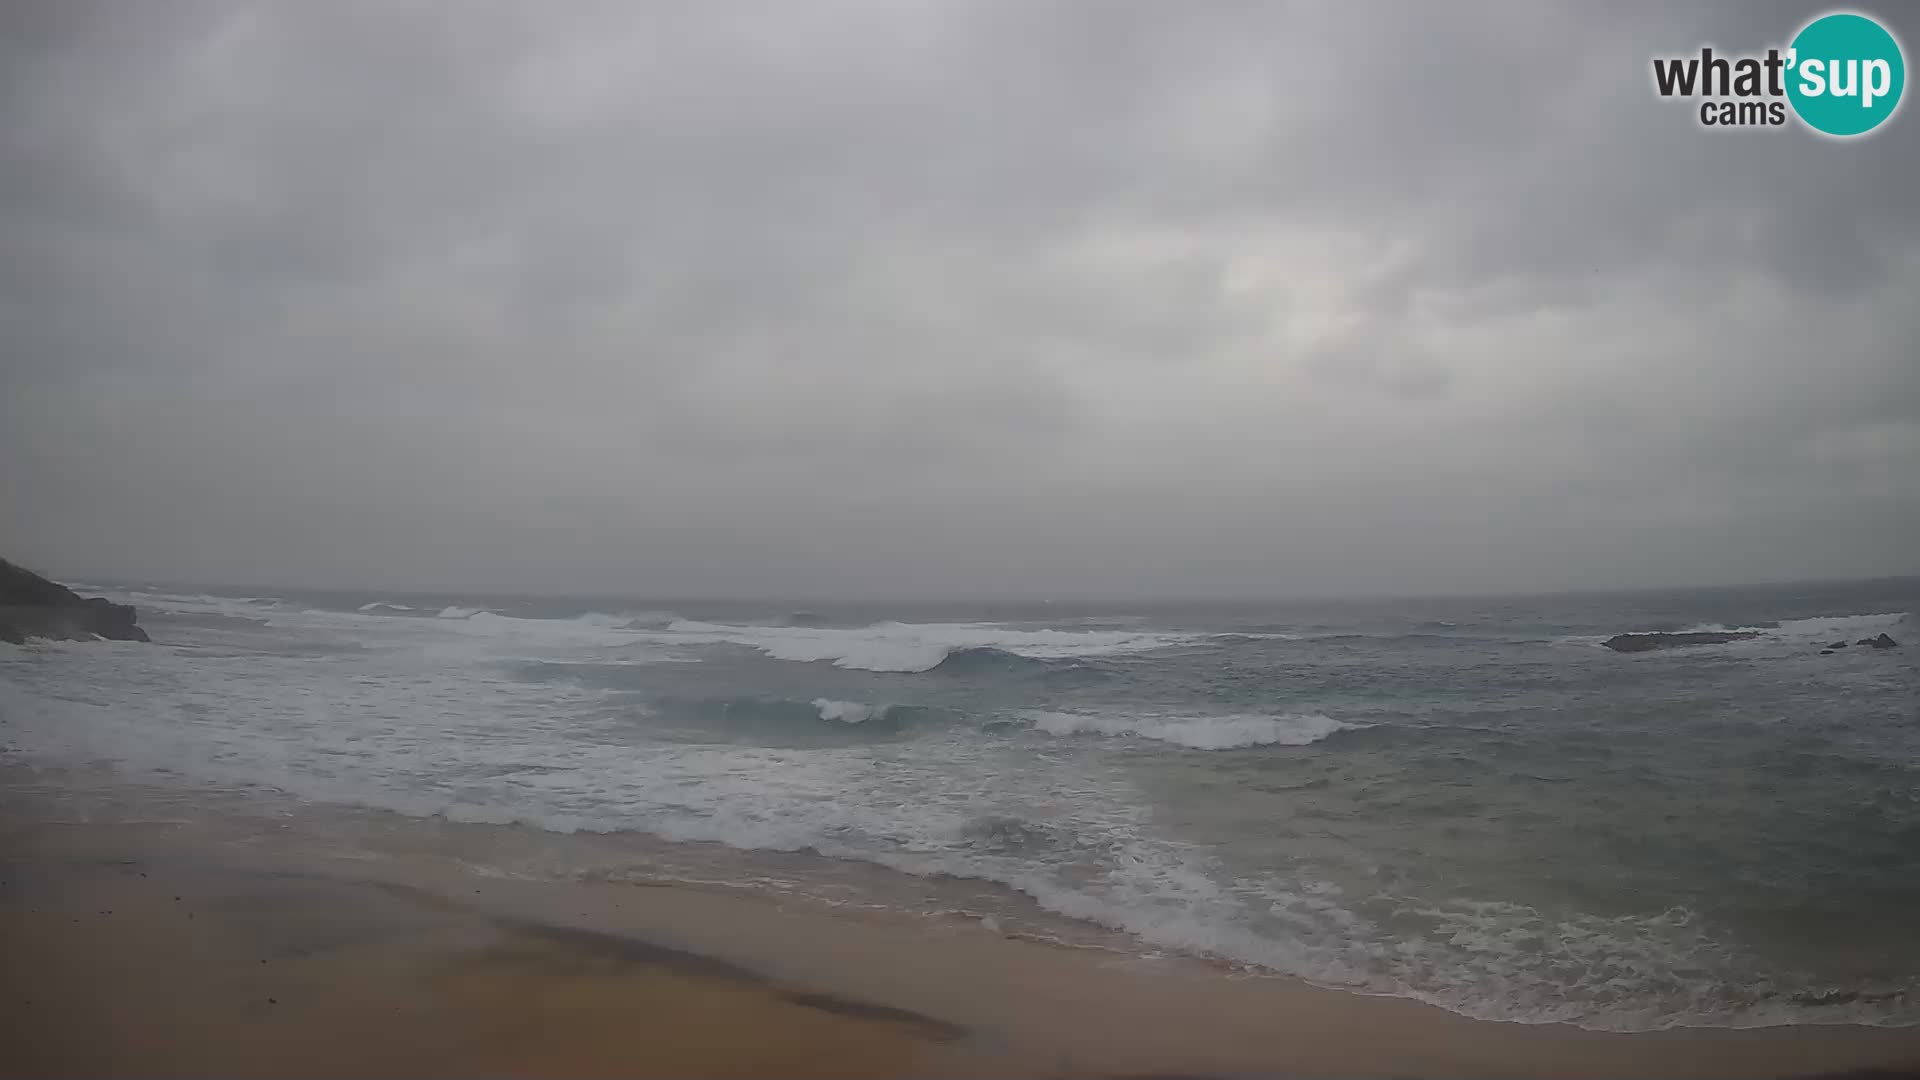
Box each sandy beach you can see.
[3,814,1917,1080]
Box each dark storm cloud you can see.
[2,0,1916,598]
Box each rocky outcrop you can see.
[1858,633,1901,649]
[0,557,149,643]
[1602,630,1762,653]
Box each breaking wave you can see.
[812,698,882,724]
[1022,710,1350,750]
[1679,611,1908,641]
[639,694,942,734]
[1555,611,1911,649]
[662,619,1190,673]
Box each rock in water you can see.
[1860,633,1901,650]
[0,556,149,642]
[1827,640,1849,649]
[1601,631,1763,653]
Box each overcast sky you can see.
[3,1,1917,600]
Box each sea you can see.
[2,576,1917,1032]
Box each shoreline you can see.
[5,815,1920,1079]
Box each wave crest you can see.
[1023,710,1349,750]
[812,698,880,724]
[1680,611,1908,640]
[640,694,939,734]
[665,619,1189,673]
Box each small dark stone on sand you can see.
[268,997,277,1005]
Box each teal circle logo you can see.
[1787,12,1905,136]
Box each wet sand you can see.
[3,819,1919,1080]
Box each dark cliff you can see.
[0,557,149,644]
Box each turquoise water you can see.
[3,577,1916,1029]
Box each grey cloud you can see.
[2,0,1916,598]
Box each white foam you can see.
[573,610,681,630]
[663,619,1190,672]
[813,699,878,724]
[1681,611,1908,642]
[1023,710,1349,750]
[76,590,1187,673]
